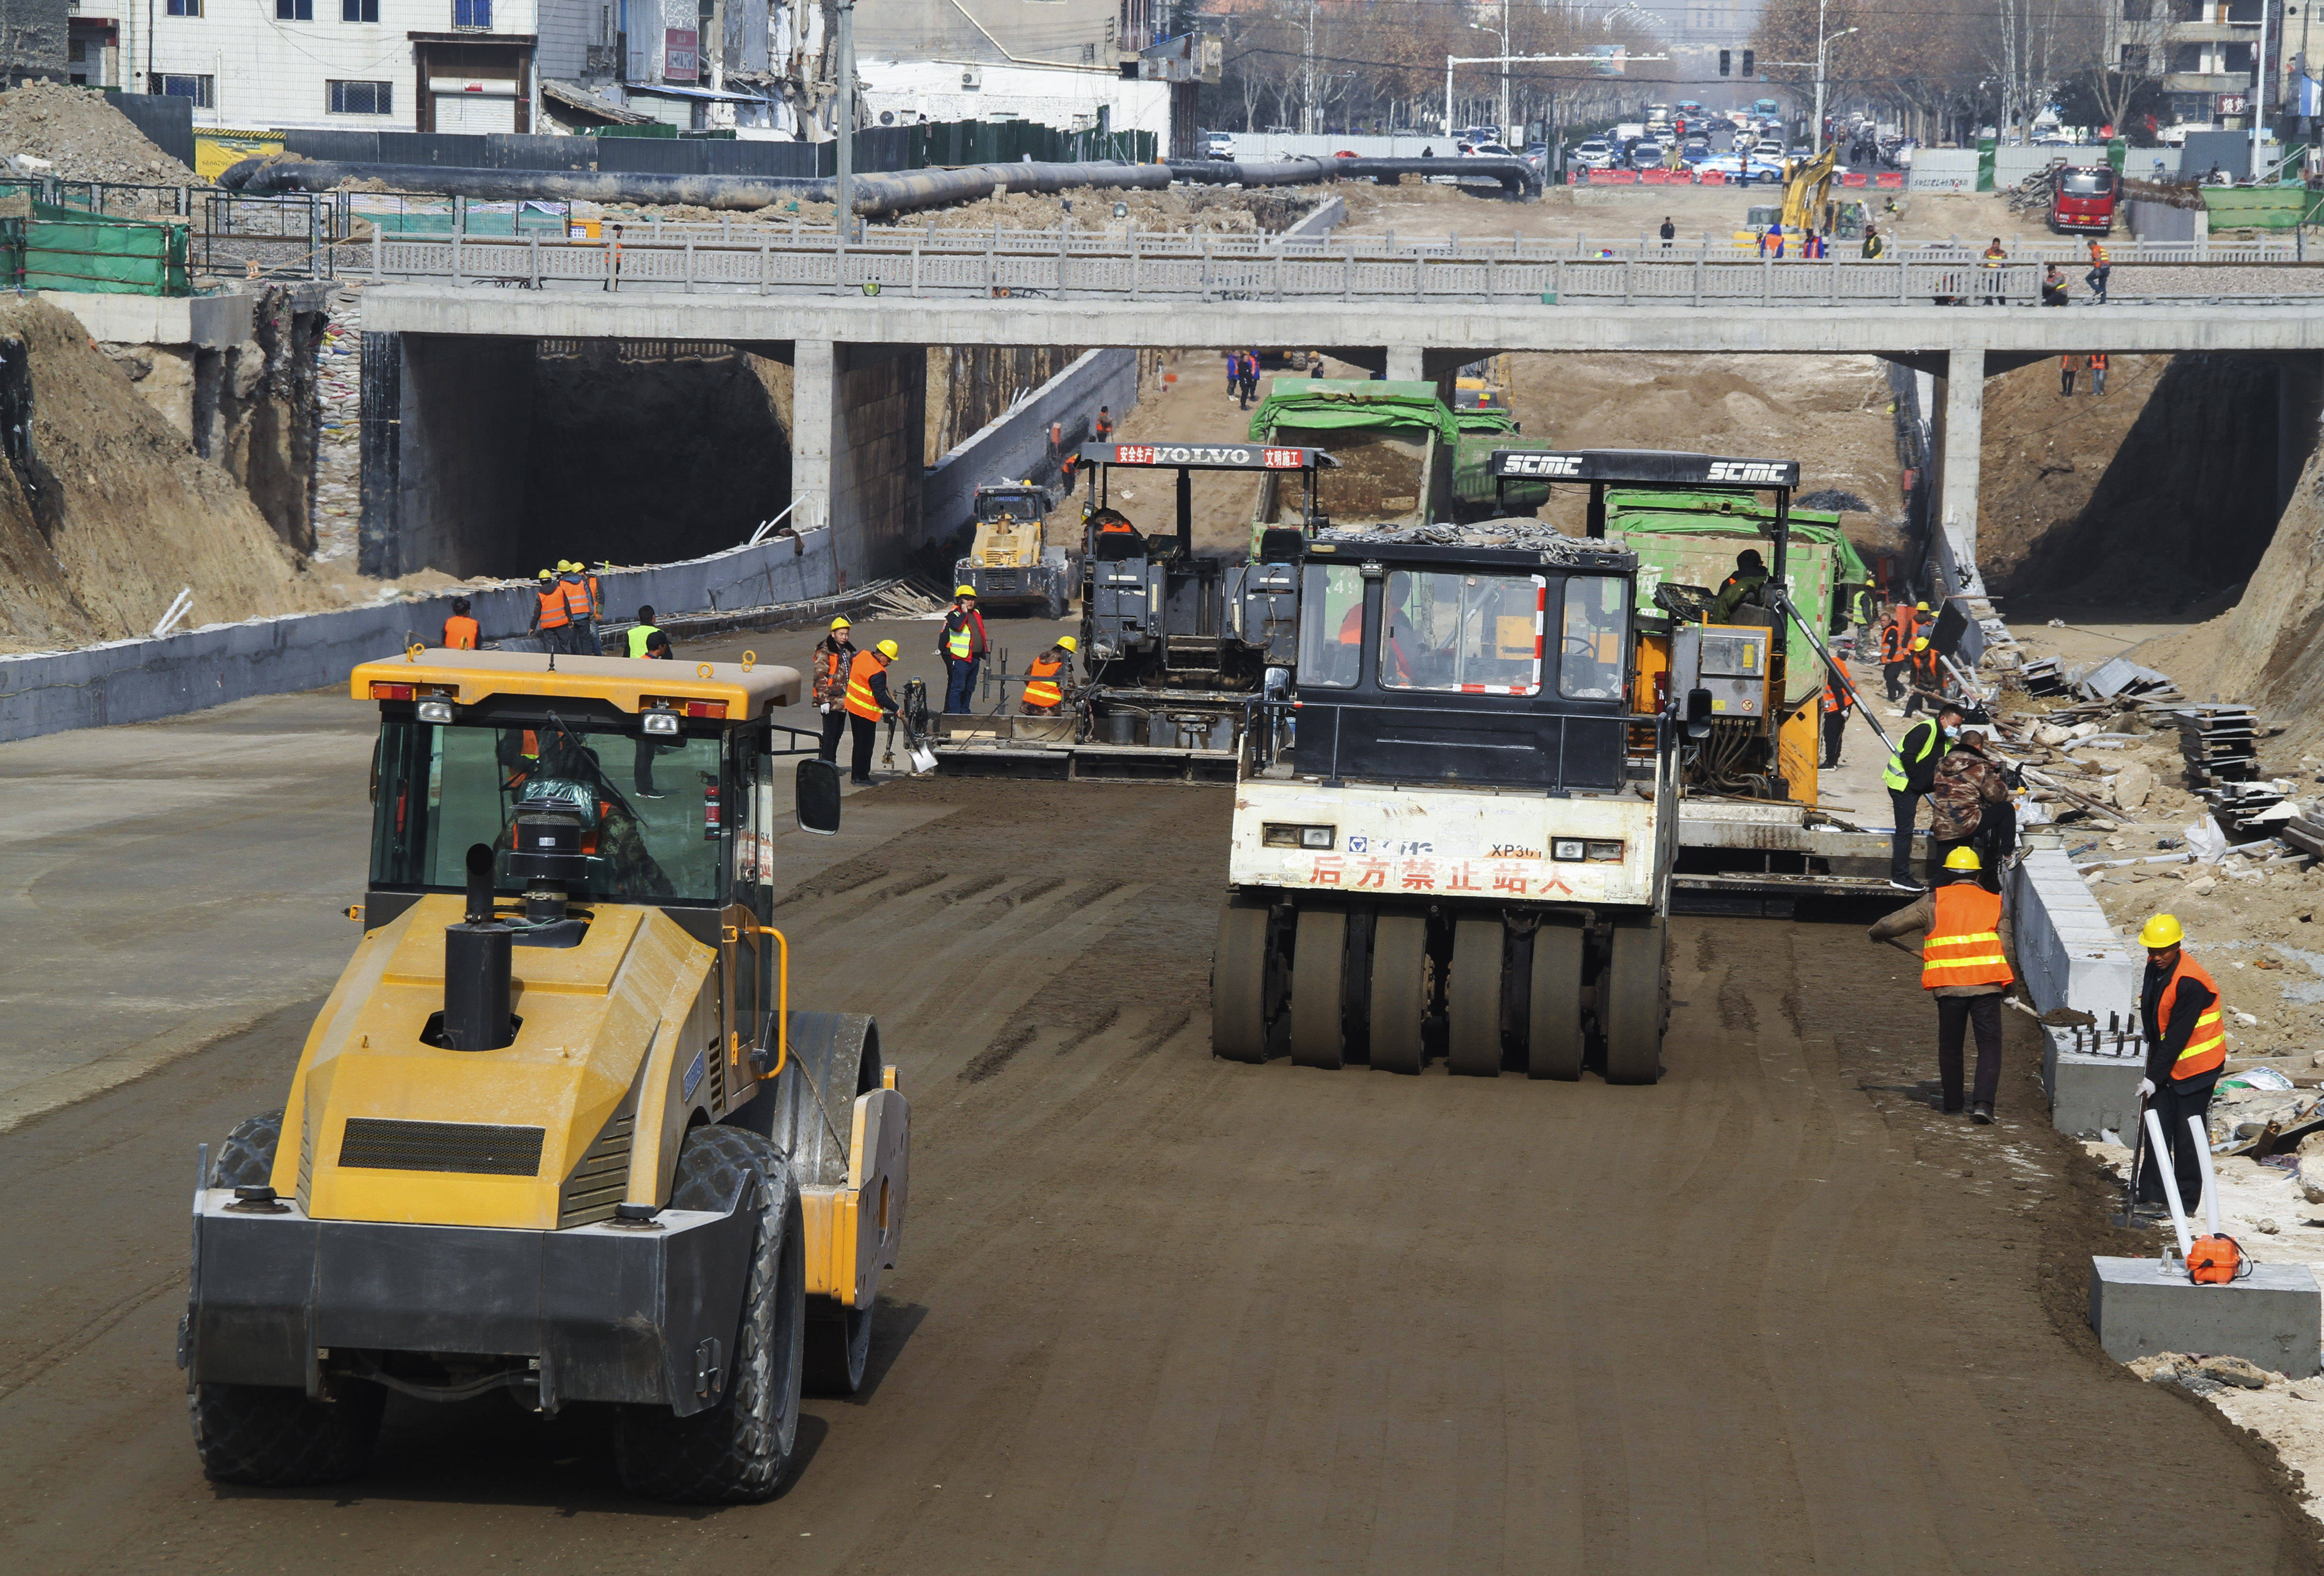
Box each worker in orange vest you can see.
[556,561,599,654]
[1093,405,1114,442]
[1901,634,1944,716]
[2135,913,2226,1212]
[1820,661,1858,768]
[442,597,479,650]
[842,638,899,784]
[1019,636,1077,714]
[1877,605,1909,699]
[528,569,574,653]
[1869,845,2015,1122]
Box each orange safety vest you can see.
[585,573,603,619]
[536,586,571,629]
[1921,883,2014,989]
[1821,677,1852,714]
[1023,650,1068,709]
[1908,644,1940,684]
[1878,619,1905,663]
[843,651,890,720]
[560,578,594,624]
[2159,953,2227,1081]
[443,615,479,650]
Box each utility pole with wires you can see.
[835,0,855,241]
[1302,0,1318,134]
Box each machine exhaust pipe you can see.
[442,842,514,1052]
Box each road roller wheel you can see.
[1526,926,1587,1081]
[1289,906,1349,1069]
[1212,895,1278,1062]
[1445,918,1505,1076]
[1368,914,1430,1075]
[1602,916,1668,1086]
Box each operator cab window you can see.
[371,717,725,904]
[1295,562,1366,688]
[1378,570,1544,695]
[1559,575,1630,700]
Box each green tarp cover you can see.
[2199,185,2324,230]
[23,198,187,296]
[1603,487,1867,583]
[1249,379,1462,448]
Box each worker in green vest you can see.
[1883,699,1963,893]
[624,605,666,660]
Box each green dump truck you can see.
[1245,380,1454,550]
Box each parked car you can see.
[1700,153,1785,184]
[1573,139,1614,169]
[1466,142,1518,157]
[1204,131,1234,160]
[1522,143,1551,175]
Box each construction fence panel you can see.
[23,201,189,296]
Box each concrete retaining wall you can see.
[2009,847,2140,1019]
[0,526,834,744]
[921,347,1142,544]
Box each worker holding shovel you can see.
[1869,845,2015,1123]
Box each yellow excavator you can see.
[179,648,908,1502]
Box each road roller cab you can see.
[179,648,909,1502]
[1213,449,1810,1085]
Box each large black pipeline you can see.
[1170,154,1537,199]
[219,155,1175,217]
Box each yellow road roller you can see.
[178,649,908,1501]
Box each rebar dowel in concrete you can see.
[2144,1105,2197,1261]
[2189,1113,2226,1238]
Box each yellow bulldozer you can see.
[178,648,909,1502]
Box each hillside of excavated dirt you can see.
[2138,440,2324,753]
[1983,353,2285,608]
[0,298,335,653]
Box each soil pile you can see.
[0,298,325,653]
[2138,441,2324,755]
[0,81,196,187]
[1984,353,2285,607]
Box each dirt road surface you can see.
[2,672,2318,1572]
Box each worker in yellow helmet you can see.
[1902,633,1945,717]
[1020,634,1078,715]
[811,615,856,763]
[2135,913,2227,1213]
[938,584,987,715]
[842,638,902,784]
[1869,844,2014,1123]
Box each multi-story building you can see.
[2119,0,2283,126]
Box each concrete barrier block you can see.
[2091,1255,2323,1376]
[2042,1028,2148,1137]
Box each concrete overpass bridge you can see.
[357,286,2324,597]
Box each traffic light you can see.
[1742,48,1755,77]
[1719,49,1731,76]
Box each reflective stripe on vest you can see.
[844,652,889,719]
[1882,719,1940,792]
[2160,954,2227,1081]
[443,615,479,650]
[625,623,659,659]
[561,579,593,622]
[1024,652,1067,708]
[946,617,975,660]
[536,588,571,629]
[1921,883,2013,988]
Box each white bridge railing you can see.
[368,230,2077,305]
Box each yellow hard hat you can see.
[1943,846,1982,872]
[1915,601,1929,611]
[954,584,977,598]
[2139,913,2185,949]
[1911,636,1930,650]
[876,639,899,660]
[1057,635,1078,653]
[537,568,554,580]
[829,616,851,630]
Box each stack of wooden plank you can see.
[2016,656,2068,698]
[2175,705,2258,785]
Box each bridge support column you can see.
[359,331,533,580]
[1929,349,1988,598]
[787,339,927,590]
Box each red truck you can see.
[2050,164,2120,234]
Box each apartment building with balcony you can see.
[2118,0,2284,123]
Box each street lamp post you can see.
[1812,21,1859,153]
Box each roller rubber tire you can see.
[803,1298,874,1396]
[191,1377,386,1488]
[1288,907,1349,1069]
[1446,918,1505,1077]
[1368,915,1430,1075]
[614,1124,806,1503]
[1602,917,1669,1086]
[211,1109,284,1188]
[1526,928,1587,1081]
[1212,896,1273,1063]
